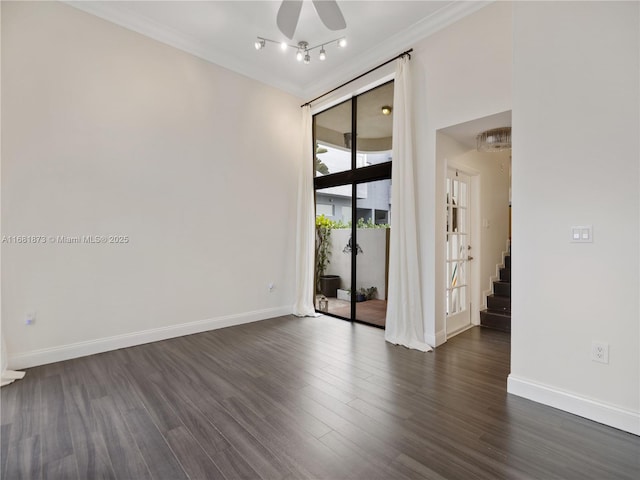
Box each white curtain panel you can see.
[293,106,319,317]
[385,57,432,352]
[1,332,25,387]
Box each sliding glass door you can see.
[313,81,393,328]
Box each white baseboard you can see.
[9,306,292,370]
[426,328,447,348]
[507,374,640,436]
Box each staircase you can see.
[480,253,511,332]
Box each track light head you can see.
[338,38,347,48]
[255,38,266,50]
[319,46,326,61]
[304,51,311,64]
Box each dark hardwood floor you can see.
[2,316,639,479]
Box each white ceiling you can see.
[67,1,490,100]
[439,110,512,149]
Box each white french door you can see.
[446,169,472,336]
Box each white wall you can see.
[437,133,511,328]
[1,1,302,367]
[509,1,640,434]
[411,1,513,345]
[328,228,387,299]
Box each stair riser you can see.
[493,281,511,297]
[500,268,511,282]
[487,295,511,313]
[480,311,511,333]
[504,256,511,269]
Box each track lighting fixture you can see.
[254,36,346,65]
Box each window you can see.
[313,81,394,327]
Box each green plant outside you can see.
[315,214,389,293]
[315,214,333,292]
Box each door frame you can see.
[444,161,481,338]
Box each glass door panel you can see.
[313,80,394,327]
[356,82,394,168]
[314,100,352,176]
[315,186,352,319]
[446,169,472,334]
[354,179,391,327]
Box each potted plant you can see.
[357,286,378,302]
[315,215,340,296]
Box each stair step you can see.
[493,281,511,297]
[500,268,511,282]
[504,255,511,269]
[487,294,511,313]
[480,310,511,332]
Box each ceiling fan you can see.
[277,0,347,40]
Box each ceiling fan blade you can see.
[277,0,303,39]
[312,0,346,31]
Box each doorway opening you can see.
[437,111,512,342]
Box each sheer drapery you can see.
[293,106,319,317]
[385,56,432,352]
[1,333,25,387]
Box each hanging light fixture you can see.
[254,36,346,65]
[476,127,512,152]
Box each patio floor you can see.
[317,296,387,328]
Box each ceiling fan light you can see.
[280,41,288,51]
[296,49,303,61]
[319,47,326,61]
[304,51,311,64]
[338,38,347,48]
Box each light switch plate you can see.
[570,225,593,243]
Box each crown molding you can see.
[65,1,491,100]
[300,1,493,100]
[64,1,307,98]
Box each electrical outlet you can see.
[591,341,609,364]
[25,312,36,326]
